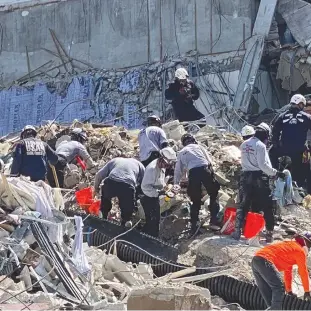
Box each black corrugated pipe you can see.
[85,223,311,310]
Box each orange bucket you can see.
[88,200,100,216]
[244,212,265,239]
[75,187,93,207]
[221,207,236,235]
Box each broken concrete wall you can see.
[278,0,311,49]
[0,0,254,85]
[0,53,245,136]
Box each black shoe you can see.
[191,221,201,236]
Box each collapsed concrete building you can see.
[0,0,303,137]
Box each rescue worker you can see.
[241,125,255,141]
[232,123,284,242]
[174,133,220,233]
[94,157,145,227]
[165,68,204,122]
[251,233,311,310]
[236,125,256,230]
[272,94,311,187]
[141,147,177,237]
[11,125,58,182]
[47,128,96,188]
[138,115,169,167]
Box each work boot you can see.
[191,221,201,236]
[208,223,221,231]
[231,229,242,241]
[265,231,274,243]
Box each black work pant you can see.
[46,158,66,188]
[252,256,284,310]
[101,178,135,223]
[141,151,160,167]
[140,195,160,237]
[187,165,220,226]
[236,171,274,232]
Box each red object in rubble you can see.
[244,212,265,239]
[76,156,86,171]
[75,187,100,216]
[75,187,93,207]
[222,207,237,235]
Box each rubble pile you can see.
[0,120,248,309]
[2,119,311,309]
[0,176,238,310]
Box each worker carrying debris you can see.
[47,128,97,188]
[252,233,311,310]
[95,157,145,227]
[272,94,311,187]
[232,123,284,242]
[141,147,176,237]
[174,133,220,234]
[11,125,58,182]
[165,68,204,122]
[138,115,169,167]
[241,125,255,141]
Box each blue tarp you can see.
[0,74,143,136]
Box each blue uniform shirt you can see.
[11,137,58,182]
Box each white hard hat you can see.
[257,122,271,134]
[175,68,189,80]
[241,125,255,137]
[21,125,37,139]
[160,147,177,162]
[290,94,306,106]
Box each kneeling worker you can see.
[232,123,283,242]
[94,157,145,227]
[252,233,311,310]
[47,128,97,188]
[138,115,169,167]
[141,147,176,237]
[11,125,58,182]
[174,133,220,234]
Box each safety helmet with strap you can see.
[290,94,306,107]
[181,133,197,146]
[175,68,189,80]
[21,125,37,139]
[241,125,255,137]
[147,115,161,126]
[160,147,177,163]
[256,122,271,135]
[71,128,88,143]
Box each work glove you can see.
[276,171,286,179]
[304,292,311,301]
[287,291,297,297]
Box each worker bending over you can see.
[141,147,176,237]
[11,125,58,182]
[272,94,311,187]
[138,115,169,167]
[232,123,283,242]
[241,125,255,141]
[252,233,311,310]
[174,133,220,234]
[95,157,145,227]
[47,128,96,188]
